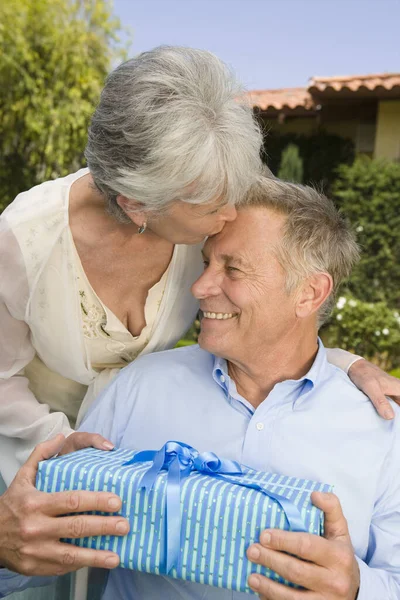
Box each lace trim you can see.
[79,290,109,340]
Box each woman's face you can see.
[147,196,238,244]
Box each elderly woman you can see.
[0,46,399,490]
[0,46,262,482]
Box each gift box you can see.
[36,441,332,594]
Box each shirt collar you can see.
[211,338,328,407]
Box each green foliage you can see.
[0,0,127,211]
[333,157,400,309]
[277,144,303,183]
[262,129,355,192]
[323,295,400,370]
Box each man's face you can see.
[191,207,299,363]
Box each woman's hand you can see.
[348,359,400,419]
[0,434,129,576]
[58,431,114,456]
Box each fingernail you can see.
[248,574,260,590]
[116,520,129,534]
[105,555,119,568]
[103,441,115,450]
[261,532,271,545]
[384,409,394,420]
[108,497,120,510]
[248,546,260,560]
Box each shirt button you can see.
[256,422,264,431]
[220,375,226,383]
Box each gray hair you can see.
[243,177,360,325]
[85,45,264,223]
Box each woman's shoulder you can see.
[1,168,88,229]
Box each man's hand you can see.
[0,434,130,576]
[348,359,400,420]
[58,431,114,456]
[246,492,360,599]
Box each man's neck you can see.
[227,331,319,409]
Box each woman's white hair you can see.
[85,45,264,222]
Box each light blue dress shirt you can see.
[1,342,399,599]
[81,342,400,600]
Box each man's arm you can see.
[0,570,55,599]
[355,420,400,600]
[246,486,400,599]
[0,435,129,597]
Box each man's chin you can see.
[198,333,225,356]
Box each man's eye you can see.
[227,266,239,273]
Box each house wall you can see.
[260,116,317,135]
[260,101,379,154]
[374,100,400,160]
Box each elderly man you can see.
[2,176,399,599]
[76,176,400,599]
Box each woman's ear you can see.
[116,196,146,228]
[295,273,333,319]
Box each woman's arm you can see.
[326,348,400,419]
[0,227,73,479]
[0,435,128,582]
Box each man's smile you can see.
[202,311,237,320]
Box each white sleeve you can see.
[0,225,72,478]
[325,347,363,374]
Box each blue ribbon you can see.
[123,441,307,574]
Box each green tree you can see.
[333,157,400,309]
[277,143,303,183]
[0,0,126,211]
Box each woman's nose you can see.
[220,203,237,222]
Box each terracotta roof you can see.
[248,73,400,111]
[247,87,314,111]
[309,73,400,93]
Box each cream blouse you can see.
[75,241,169,370]
[0,169,203,485]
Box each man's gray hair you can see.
[244,177,360,325]
[85,46,263,222]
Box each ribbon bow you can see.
[123,441,306,574]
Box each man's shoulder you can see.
[319,360,400,434]
[120,344,214,380]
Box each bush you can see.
[277,144,303,183]
[323,295,400,370]
[333,157,400,309]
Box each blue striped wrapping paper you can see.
[36,447,332,594]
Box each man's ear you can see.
[116,196,146,228]
[295,273,333,319]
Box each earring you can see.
[138,222,147,234]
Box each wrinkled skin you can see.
[0,434,129,576]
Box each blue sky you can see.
[113,0,400,90]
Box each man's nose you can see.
[220,203,237,223]
[191,267,221,300]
